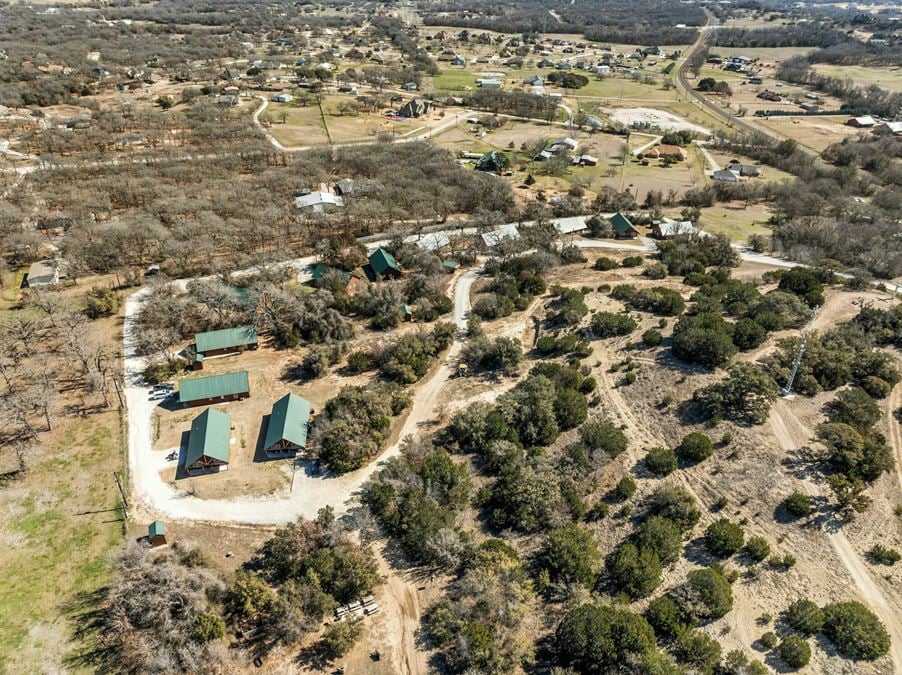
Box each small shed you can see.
[442,259,459,273]
[610,213,639,239]
[263,392,312,456]
[147,521,167,546]
[185,408,231,474]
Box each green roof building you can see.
[263,392,312,456]
[185,408,230,473]
[194,325,258,357]
[366,247,402,281]
[475,150,508,173]
[179,371,250,407]
[610,212,639,239]
[147,520,167,546]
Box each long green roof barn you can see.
[179,371,250,406]
[263,392,312,456]
[195,325,258,357]
[185,408,230,473]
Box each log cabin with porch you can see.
[263,392,313,457]
[185,408,231,474]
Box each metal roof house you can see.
[610,213,640,239]
[24,259,60,288]
[481,223,521,247]
[652,218,698,239]
[263,392,312,456]
[195,326,258,357]
[185,408,231,474]
[179,371,250,407]
[294,191,344,213]
[365,247,402,281]
[552,216,588,235]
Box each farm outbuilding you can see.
[195,326,258,357]
[263,392,312,457]
[178,371,250,407]
[147,521,167,546]
[185,408,231,474]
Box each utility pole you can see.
[781,305,819,398]
[113,471,130,519]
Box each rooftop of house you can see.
[179,371,250,404]
[195,325,258,354]
[264,392,312,450]
[185,408,231,465]
[369,247,400,275]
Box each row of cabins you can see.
[178,324,312,474]
[180,382,312,474]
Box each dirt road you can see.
[888,384,902,493]
[770,401,902,673]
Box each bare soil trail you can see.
[887,383,902,493]
[771,401,902,674]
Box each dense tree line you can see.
[778,56,902,117]
[416,0,701,44]
[710,24,849,48]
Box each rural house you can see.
[365,248,402,281]
[263,392,312,456]
[475,150,508,173]
[725,162,760,177]
[185,408,231,474]
[652,218,697,239]
[309,263,365,294]
[24,259,61,287]
[645,144,686,160]
[398,99,430,118]
[195,326,258,358]
[847,115,876,128]
[179,371,250,407]
[294,191,344,213]
[610,213,639,239]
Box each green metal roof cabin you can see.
[367,247,402,280]
[194,325,258,357]
[179,371,250,406]
[263,392,312,456]
[610,212,640,239]
[185,408,230,474]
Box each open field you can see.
[811,63,902,93]
[754,115,866,153]
[432,68,478,91]
[261,104,330,146]
[698,202,773,242]
[0,408,125,670]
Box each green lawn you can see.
[433,69,478,91]
[810,64,902,93]
[699,203,773,243]
[0,412,125,670]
